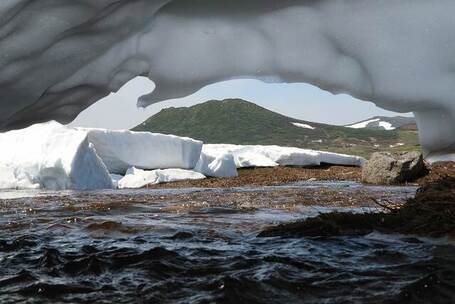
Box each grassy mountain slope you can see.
[134,99,420,158]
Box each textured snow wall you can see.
[117,167,206,189]
[82,128,203,174]
[0,122,113,190]
[1,1,455,158]
[194,150,238,178]
[202,144,365,168]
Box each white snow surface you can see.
[426,153,455,164]
[346,119,395,130]
[110,174,124,189]
[0,121,367,191]
[292,123,315,130]
[235,152,279,168]
[82,128,203,174]
[194,150,238,178]
[117,167,205,189]
[202,144,365,168]
[346,119,381,129]
[0,122,113,190]
[1,1,455,159]
[378,121,394,131]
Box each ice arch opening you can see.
[72,77,408,130]
[70,76,157,130]
[0,0,454,160]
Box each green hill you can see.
[133,99,420,158]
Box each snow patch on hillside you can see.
[346,119,397,131]
[346,119,381,129]
[292,122,315,130]
[378,121,394,131]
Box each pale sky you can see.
[70,77,412,130]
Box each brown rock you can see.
[362,152,426,184]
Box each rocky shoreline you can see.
[147,161,455,238]
[147,161,455,189]
[258,162,455,238]
[147,165,363,189]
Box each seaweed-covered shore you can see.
[148,165,363,189]
[260,162,455,238]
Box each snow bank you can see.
[117,167,205,189]
[110,174,124,189]
[82,128,203,174]
[0,122,113,190]
[0,121,365,191]
[235,152,279,168]
[194,150,238,178]
[202,144,365,168]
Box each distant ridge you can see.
[134,99,420,157]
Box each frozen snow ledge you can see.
[117,167,206,189]
[0,1,455,159]
[201,145,366,168]
[0,121,366,190]
[0,122,113,190]
[81,128,202,175]
[0,122,206,190]
[0,121,210,190]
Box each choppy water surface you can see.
[0,182,454,303]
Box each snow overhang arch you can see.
[0,0,454,159]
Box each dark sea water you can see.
[0,182,454,304]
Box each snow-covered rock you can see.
[0,122,113,190]
[82,128,203,174]
[202,144,365,168]
[194,150,238,178]
[117,167,205,189]
[1,1,455,160]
